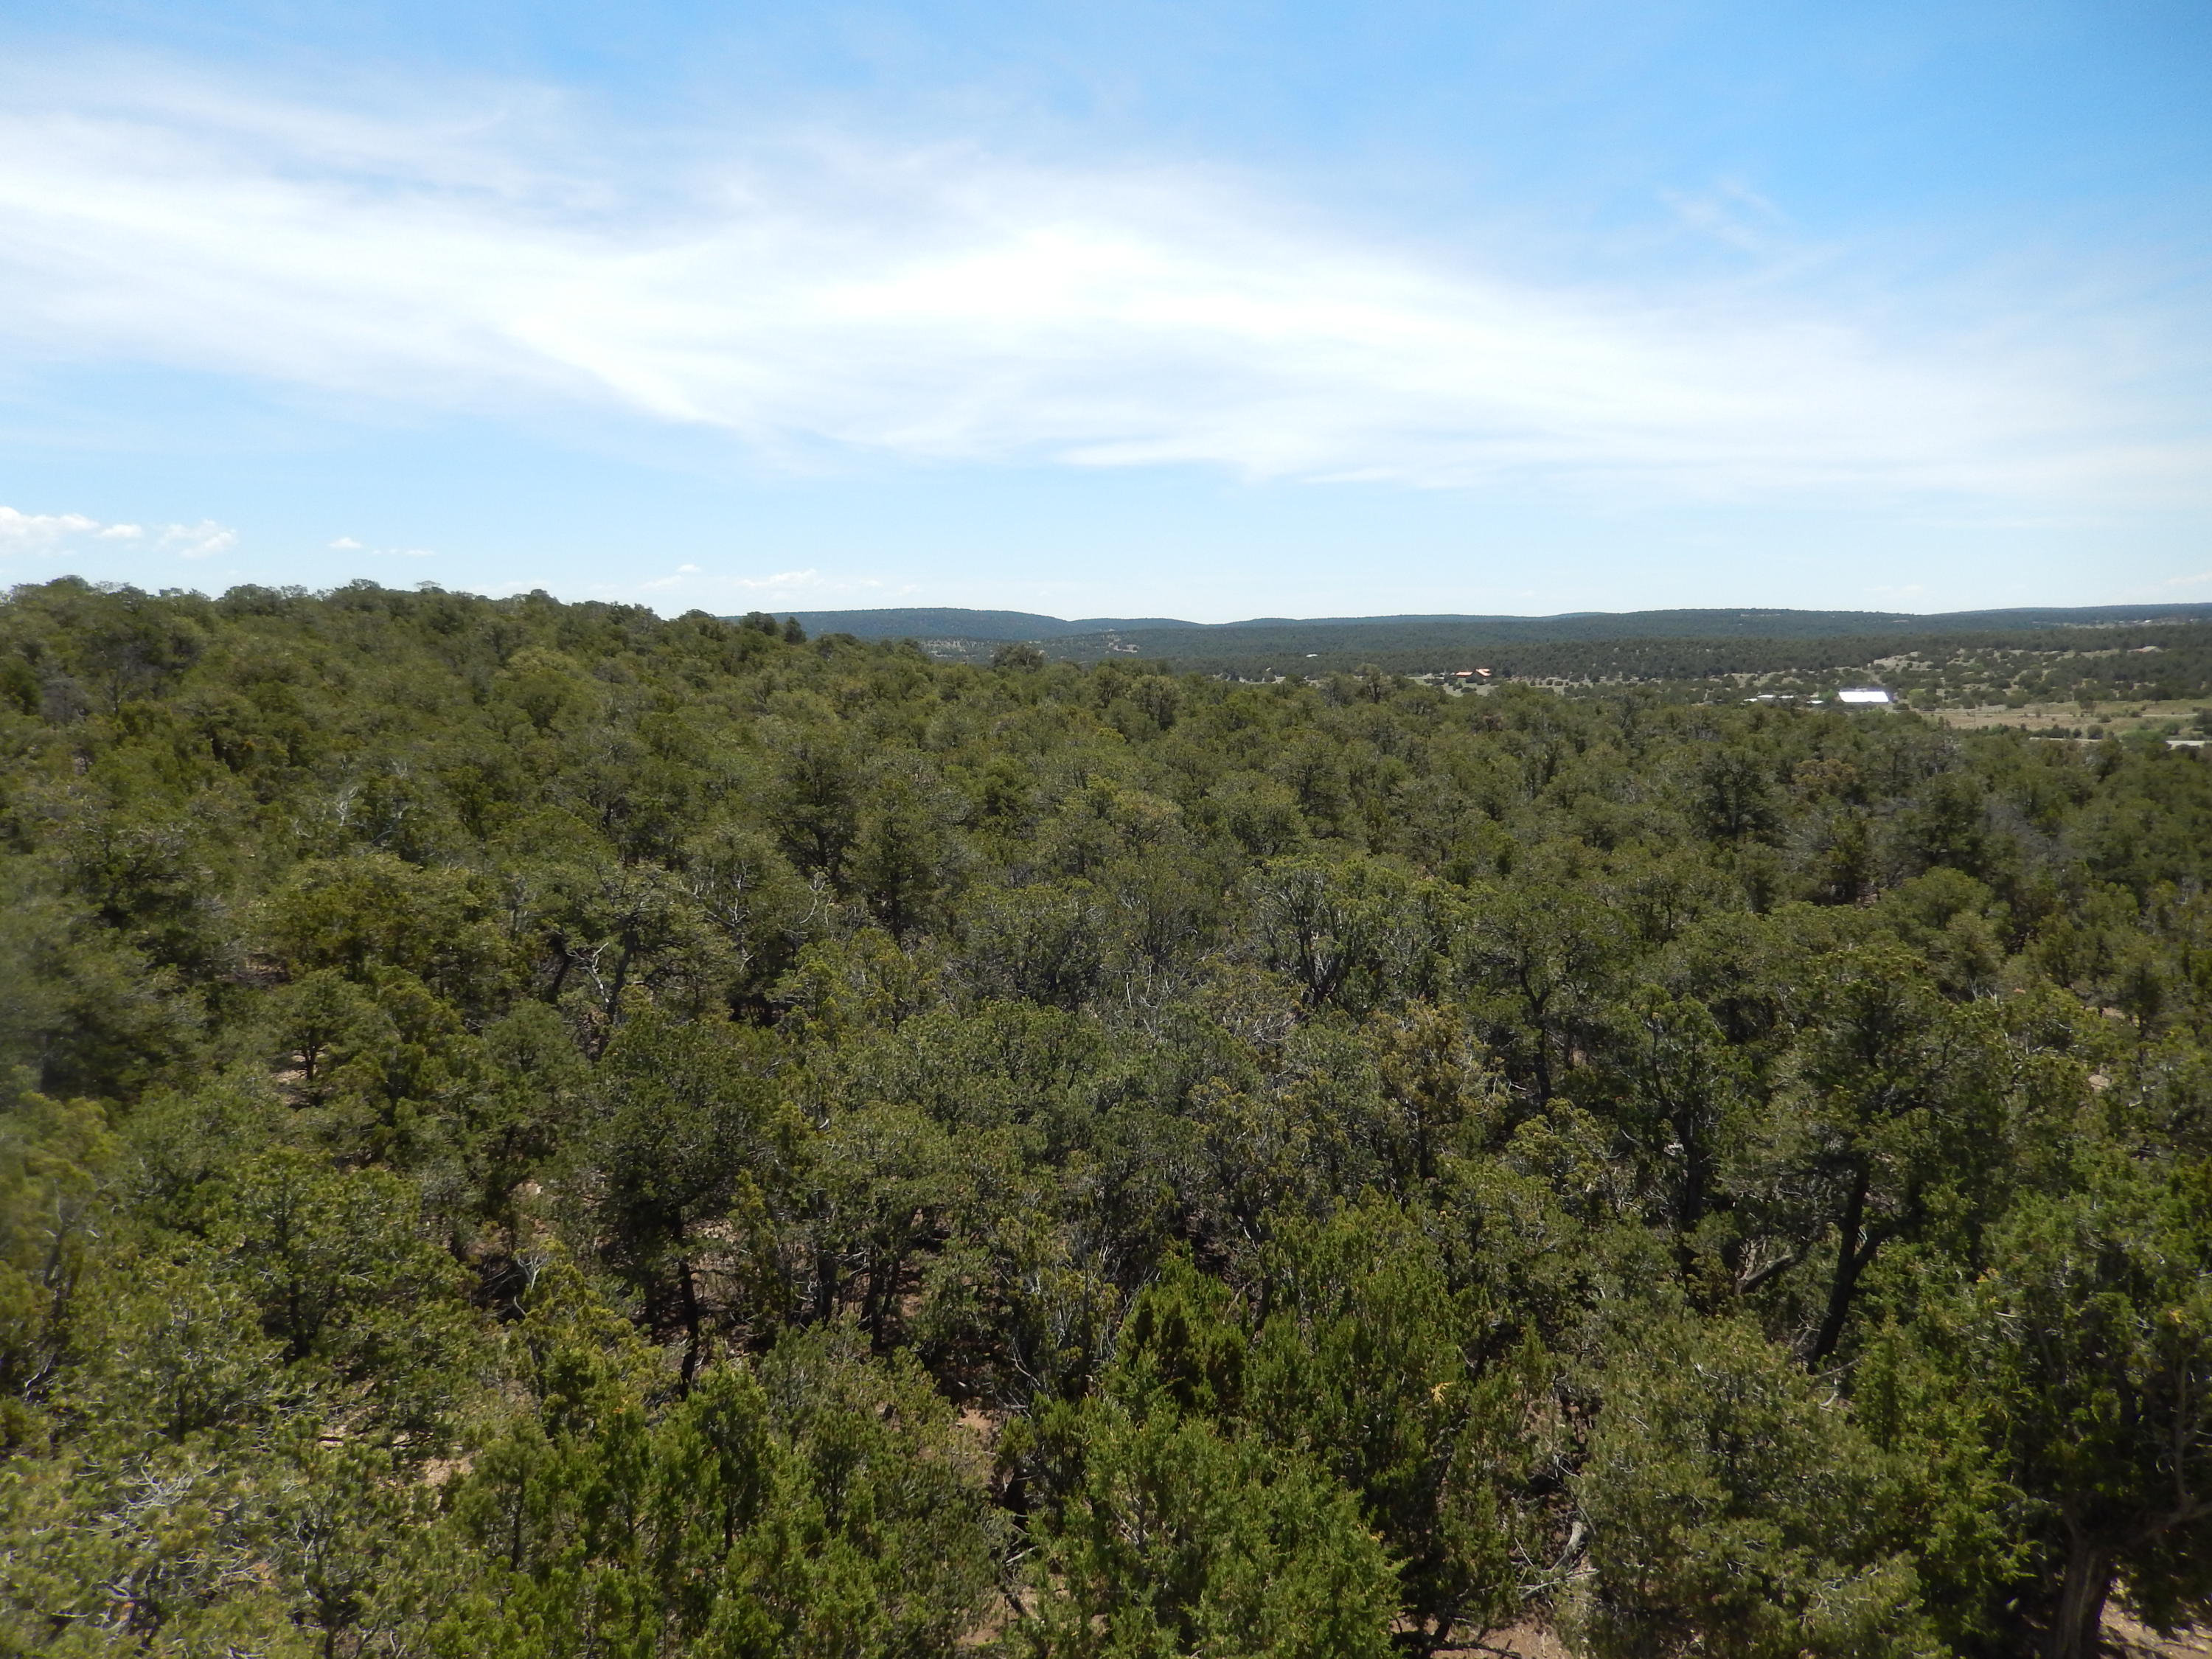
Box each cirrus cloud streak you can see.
[0,62,2204,509]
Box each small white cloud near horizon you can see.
[159,519,239,559]
[622,565,915,602]
[0,60,2205,515]
[2,504,236,557]
[329,539,437,558]
[2,507,127,549]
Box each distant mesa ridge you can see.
[764,608,1201,641]
[768,602,2212,646]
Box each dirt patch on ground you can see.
[1442,1611,2211,1658]
[2107,1608,2212,1658]
[1435,1625,1572,1658]
[1489,1626,1573,1658]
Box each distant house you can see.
[1837,687,1893,706]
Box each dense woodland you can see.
[1,576,2209,1659]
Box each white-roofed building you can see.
[1836,687,1893,706]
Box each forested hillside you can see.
[1,577,2208,1659]
[787,604,2212,703]
[1084,620,2212,703]
[813,618,2212,715]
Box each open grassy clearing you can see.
[1927,698,2212,738]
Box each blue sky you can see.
[2,0,2209,619]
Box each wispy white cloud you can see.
[0,60,2205,507]
[327,536,434,558]
[625,565,910,601]
[158,519,238,559]
[0,507,133,548]
[1,504,234,555]
[1661,179,1792,257]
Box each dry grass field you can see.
[1926,697,2208,738]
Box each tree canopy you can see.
[0,575,2207,1658]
